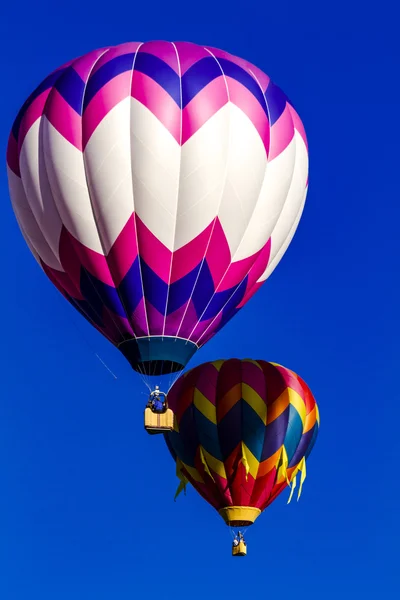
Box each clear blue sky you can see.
[0,1,397,598]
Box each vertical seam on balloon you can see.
[215,360,232,506]
[81,50,138,341]
[261,121,306,282]
[161,42,183,338]
[39,49,124,340]
[174,47,232,340]
[187,66,273,345]
[128,43,151,339]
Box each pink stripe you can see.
[204,218,231,287]
[164,299,198,337]
[288,105,308,150]
[170,221,213,283]
[131,297,149,336]
[131,71,181,143]
[191,312,223,345]
[6,133,19,176]
[145,302,164,335]
[107,214,138,287]
[90,43,139,75]
[218,253,259,293]
[140,41,179,73]
[241,360,268,400]
[72,48,109,81]
[45,89,82,150]
[102,307,134,341]
[42,261,84,301]
[18,90,51,151]
[273,364,304,397]
[182,76,228,145]
[226,76,270,155]
[269,104,295,161]
[175,41,211,75]
[136,217,171,283]
[194,362,220,403]
[83,70,132,148]
[60,227,115,287]
[236,240,271,307]
[58,226,82,289]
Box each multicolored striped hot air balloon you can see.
[7,41,309,381]
[165,359,319,532]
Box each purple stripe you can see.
[83,53,135,111]
[134,52,181,106]
[12,67,67,139]
[288,427,315,468]
[54,67,85,115]
[261,407,290,461]
[265,80,290,125]
[219,58,268,118]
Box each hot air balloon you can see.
[165,359,319,556]
[6,41,308,391]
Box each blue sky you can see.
[0,0,397,598]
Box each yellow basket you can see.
[232,541,247,557]
[144,407,175,435]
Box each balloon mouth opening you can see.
[132,360,184,375]
[118,336,198,375]
[219,506,261,526]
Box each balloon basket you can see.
[232,541,247,557]
[144,407,175,435]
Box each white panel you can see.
[218,104,268,255]
[233,135,297,261]
[42,118,104,254]
[8,166,62,270]
[18,119,63,260]
[258,133,309,282]
[83,98,134,253]
[259,192,306,282]
[174,104,230,249]
[130,98,180,250]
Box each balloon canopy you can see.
[7,41,308,376]
[165,359,319,526]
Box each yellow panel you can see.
[193,389,217,424]
[288,388,306,426]
[182,461,204,483]
[212,359,226,372]
[242,443,259,480]
[201,446,227,480]
[242,383,267,424]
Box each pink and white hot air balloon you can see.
[7,41,308,379]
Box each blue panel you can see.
[283,404,304,464]
[83,53,135,111]
[264,80,289,125]
[118,256,143,314]
[134,52,181,106]
[80,268,126,318]
[139,259,168,315]
[166,263,201,314]
[191,262,215,318]
[181,57,222,107]
[218,58,269,117]
[241,400,265,462]
[54,67,85,114]
[193,406,224,461]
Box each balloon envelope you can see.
[165,359,319,526]
[7,42,308,375]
